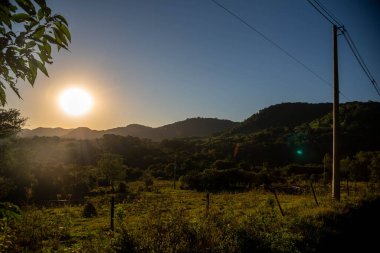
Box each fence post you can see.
[310,181,319,206]
[272,188,284,216]
[206,192,210,216]
[110,196,115,231]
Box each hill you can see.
[62,127,104,139]
[20,127,71,137]
[217,101,380,165]
[20,117,238,141]
[155,117,238,140]
[226,102,332,135]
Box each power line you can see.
[306,0,380,97]
[210,0,350,100]
[342,30,380,96]
[312,0,343,26]
[306,0,336,26]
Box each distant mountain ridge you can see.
[226,102,332,135]
[20,118,238,141]
[20,102,379,141]
[21,127,72,137]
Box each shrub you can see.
[117,182,128,193]
[125,167,143,182]
[113,227,137,253]
[180,169,256,192]
[1,208,71,252]
[83,202,97,218]
[143,174,154,191]
[135,207,197,252]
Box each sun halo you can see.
[59,87,93,116]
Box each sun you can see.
[59,87,93,116]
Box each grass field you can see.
[2,180,379,252]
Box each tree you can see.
[323,153,331,185]
[369,152,380,183]
[0,108,26,138]
[0,0,71,105]
[97,153,124,188]
[354,151,371,181]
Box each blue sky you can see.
[6,0,380,129]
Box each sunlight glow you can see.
[59,87,93,116]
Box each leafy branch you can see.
[0,0,71,106]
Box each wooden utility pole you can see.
[332,25,340,201]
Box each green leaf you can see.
[33,26,45,40]
[11,13,31,23]
[0,82,6,106]
[26,40,36,48]
[54,14,68,26]
[53,27,67,46]
[44,7,51,17]
[32,58,49,77]
[2,15,12,29]
[15,0,36,15]
[27,60,37,85]
[42,34,55,44]
[5,47,15,66]
[34,0,47,8]
[26,74,33,85]
[0,203,22,221]
[37,8,44,20]
[38,52,47,62]
[43,33,67,50]
[29,60,37,75]
[9,81,21,99]
[44,42,51,54]
[15,34,25,46]
[55,22,71,42]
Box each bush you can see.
[125,167,143,182]
[83,202,97,218]
[117,182,128,193]
[180,169,256,192]
[113,227,137,253]
[1,208,71,252]
[134,207,197,252]
[143,174,154,191]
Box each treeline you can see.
[1,132,379,203]
[1,102,380,203]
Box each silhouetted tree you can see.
[0,109,26,138]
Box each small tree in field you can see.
[97,153,124,188]
[143,174,154,191]
[369,152,380,185]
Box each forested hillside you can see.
[226,102,332,135]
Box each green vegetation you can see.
[1,180,379,252]
[1,101,380,252]
[0,108,26,138]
